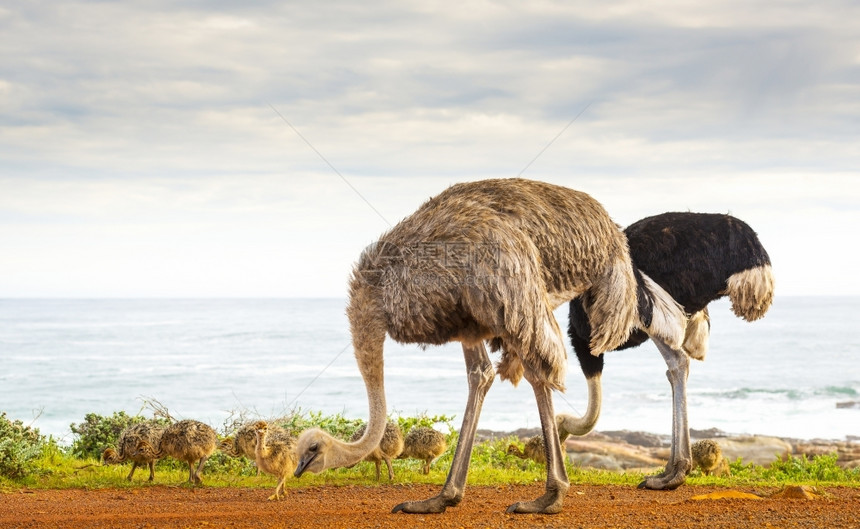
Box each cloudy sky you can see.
[2,0,858,297]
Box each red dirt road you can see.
[1,484,858,529]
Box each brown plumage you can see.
[253,421,298,501]
[398,427,447,474]
[691,439,730,477]
[220,422,289,476]
[507,436,547,465]
[294,179,647,515]
[350,422,404,481]
[101,422,164,481]
[134,419,217,485]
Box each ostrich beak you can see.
[294,453,317,478]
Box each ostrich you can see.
[253,421,298,501]
[349,421,404,481]
[565,212,774,491]
[220,422,289,476]
[134,419,217,485]
[506,417,574,465]
[293,179,684,514]
[691,439,730,477]
[101,422,164,481]
[507,436,547,465]
[398,427,448,474]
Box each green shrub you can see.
[273,409,365,439]
[763,453,856,482]
[0,412,44,478]
[395,412,456,435]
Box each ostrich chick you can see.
[220,422,288,476]
[253,421,298,501]
[507,435,547,465]
[691,439,730,477]
[102,422,164,481]
[506,417,574,465]
[398,427,447,474]
[134,419,217,485]
[350,422,404,481]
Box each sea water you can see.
[0,297,857,444]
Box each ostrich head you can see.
[253,421,268,438]
[293,427,346,477]
[101,447,120,464]
[506,443,522,456]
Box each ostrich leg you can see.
[392,342,494,513]
[126,462,139,481]
[506,380,569,513]
[193,455,210,484]
[639,338,692,490]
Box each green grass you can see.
[1,409,858,492]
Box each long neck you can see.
[338,281,388,469]
[327,375,387,469]
[140,442,164,459]
[558,374,602,436]
[255,432,267,459]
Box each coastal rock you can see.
[794,440,860,468]
[484,427,860,471]
[563,438,665,470]
[718,436,792,466]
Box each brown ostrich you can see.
[134,419,217,485]
[293,179,682,514]
[101,422,164,481]
[398,427,447,474]
[253,421,298,501]
[220,422,288,476]
[350,422,404,481]
[691,439,730,477]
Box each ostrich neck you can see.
[141,444,164,459]
[558,375,602,436]
[255,432,267,459]
[329,373,387,469]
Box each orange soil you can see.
[1,484,858,529]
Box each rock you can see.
[600,430,668,447]
[563,439,665,470]
[718,436,792,466]
[769,485,821,500]
[835,401,860,409]
[690,427,729,439]
[567,453,623,471]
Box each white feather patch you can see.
[639,271,686,350]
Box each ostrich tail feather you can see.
[726,264,774,322]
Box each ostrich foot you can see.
[267,493,283,501]
[505,485,568,514]
[637,459,691,490]
[392,494,460,514]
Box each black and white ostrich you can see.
[563,212,774,490]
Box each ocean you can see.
[0,297,857,444]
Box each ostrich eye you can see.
[309,443,319,452]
